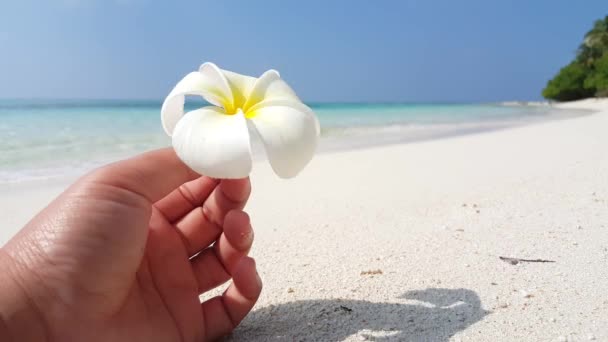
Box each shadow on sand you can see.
[227,288,488,341]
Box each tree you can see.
[584,53,608,96]
[544,15,608,100]
[542,62,594,101]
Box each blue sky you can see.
[0,1,606,102]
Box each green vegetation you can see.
[543,16,608,101]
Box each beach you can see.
[1,99,608,341]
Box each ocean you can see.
[0,99,589,184]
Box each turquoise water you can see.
[0,100,587,183]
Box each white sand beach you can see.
[1,99,608,341]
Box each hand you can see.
[0,148,262,342]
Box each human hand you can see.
[0,148,262,342]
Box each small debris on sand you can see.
[360,269,383,275]
[287,287,295,293]
[499,256,556,265]
[338,305,353,313]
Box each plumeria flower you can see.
[161,63,320,179]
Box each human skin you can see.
[0,148,262,342]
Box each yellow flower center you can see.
[219,87,261,118]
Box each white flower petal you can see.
[248,101,319,178]
[221,69,257,109]
[161,62,233,135]
[249,99,321,135]
[243,70,300,111]
[198,62,235,109]
[172,107,252,179]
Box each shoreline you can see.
[0,100,598,187]
[317,105,592,155]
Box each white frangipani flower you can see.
[161,62,320,179]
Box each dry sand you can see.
[1,99,608,341]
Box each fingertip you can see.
[201,256,262,341]
[223,210,253,252]
[232,256,262,301]
[225,209,250,225]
